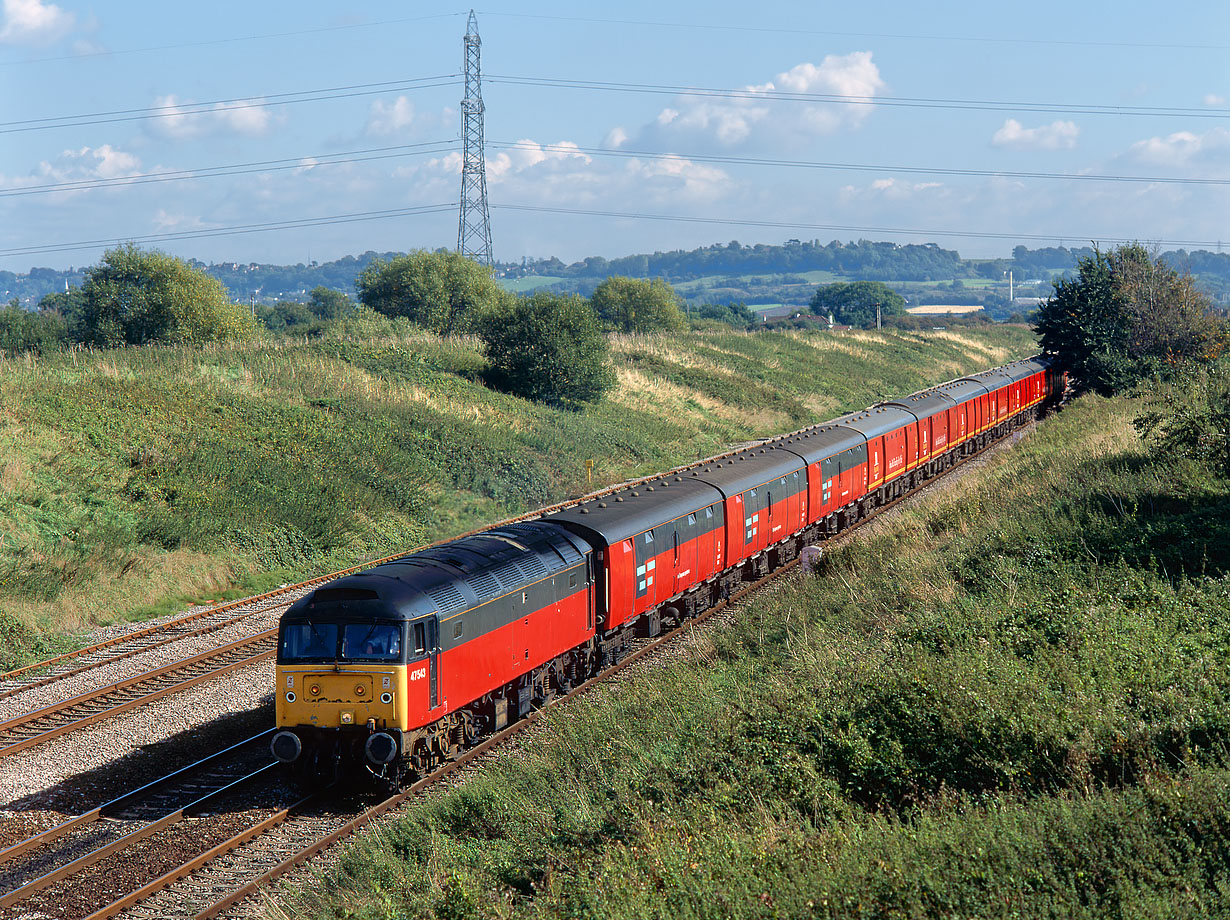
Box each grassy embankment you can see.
[0,323,1034,668]
[287,388,1230,919]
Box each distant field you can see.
[673,269,840,293]
[497,275,565,292]
[906,278,1003,289]
[907,304,986,315]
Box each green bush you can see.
[478,292,615,408]
[591,276,687,333]
[355,250,509,335]
[79,244,256,346]
[0,300,66,355]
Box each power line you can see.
[0,75,460,135]
[0,204,455,259]
[488,74,1230,120]
[0,141,459,199]
[0,13,466,67]
[8,132,1219,204]
[489,203,1223,250]
[480,12,1230,52]
[3,200,1219,261]
[488,140,1230,187]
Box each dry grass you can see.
[610,366,748,424]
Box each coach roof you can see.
[769,424,865,465]
[933,378,989,403]
[830,404,917,440]
[884,390,957,420]
[687,446,807,497]
[545,475,725,544]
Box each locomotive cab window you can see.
[413,622,427,655]
[453,620,463,640]
[280,622,338,661]
[341,623,402,662]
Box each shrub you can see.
[478,292,615,408]
[0,300,66,355]
[355,250,509,335]
[591,276,687,333]
[80,244,256,346]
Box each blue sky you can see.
[1,1,1226,272]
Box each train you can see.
[270,356,1065,784]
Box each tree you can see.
[307,286,351,320]
[1034,244,1223,395]
[355,250,508,335]
[477,293,615,408]
[590,276,687,333]
[80,244,256,347]
[808,281,906,328]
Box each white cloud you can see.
[0,0,73,45]
[604,126,629,149]
[841,177,946,202]
[150,94,274,140]
[637,52,885,149]
[44,145,140,181]
[403,136,731,211]
[366,96,416,136]
[1127,127,1230,169]
[485,139,592,179]
[991,119,1079,151]
[151,210,209,232]
[1204,93,1225,106]
[2,145,144,203]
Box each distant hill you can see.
[5,242,1228,314]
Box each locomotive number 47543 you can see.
[409,666,428,682]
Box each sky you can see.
[1,1,1227,273]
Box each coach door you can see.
[427,617,439,710]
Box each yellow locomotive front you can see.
[271,613,426,781]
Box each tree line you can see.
[8,242,1228,309]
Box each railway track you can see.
[0,632,277,760]
[0,389,1055,915]
[0,601,290,707]
[0,731,282,920]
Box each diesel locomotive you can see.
[271,356,1064,783]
